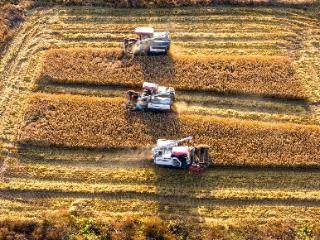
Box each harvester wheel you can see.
[119,50,127,60]
[172,157,182,168]
[125,102,135,111]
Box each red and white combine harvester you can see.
[126,82,175,111]
[152,136,211,172]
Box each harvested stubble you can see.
[19,93,320,167]
[40,48,308,100]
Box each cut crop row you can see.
[19,93,320,167]
[49,22,299,34]
[2,177,320,201]
[7,162,320,189]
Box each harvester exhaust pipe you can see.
[176,136,193,144]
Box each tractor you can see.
[152,136,211,172]
[126,82,175,111]
[123,27,170,56]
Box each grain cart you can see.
[126,82,175,111]
[123,27,171,56]
[152,136,211,171]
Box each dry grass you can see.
[0,2,26,49]
[40,48,308,99]
[19,93,320,167]
[32,0,318,7]
[1,215,318,240]
[8,161,320,190]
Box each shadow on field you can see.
[129,53,205,232]
[137,53,176,86]
[124,110,181,144]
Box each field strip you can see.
[48,44,287,56]
[18,144,151,160]
[57,34,296,44]
[1,186,320,207]
[37,81,310,106]
[14,143,320,171]
[36,82,318,125]
[16,146,152,168]
[54,6,318,19]
[0,9,61,181]
[51,31,296,40]
[39,48,307,100]
[19,93,320,167]
[15,144,320,174]
[56,14,315,27]
[6,161,320,189]
[294,26,320,101]
[49,23,301,34]
[55,7,312,17]
[47,40,290,50]
[0,10,57,138]
[2,195,320,223]
[49,28,299,40]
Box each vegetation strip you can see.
[39,48,308,100]
[19,93,320,167]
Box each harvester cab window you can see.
[144,89,152,96]
[140,33,152,40]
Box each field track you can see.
[0,6,320,230]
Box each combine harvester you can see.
[152,136,211,172]
[123,28,210,172]
[126,82,175,111]
[123,27,174,111]
[123,27,171,56]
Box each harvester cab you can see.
[126,82,175,111]
[152,136,211,171]
[123,27,170,56]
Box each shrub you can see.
[113,217,140,240]
[144,217,173,240]
[167,221,189,240]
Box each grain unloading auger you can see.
[126,82,175,111]
[152,136,211,172]
[123,27,171,57]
